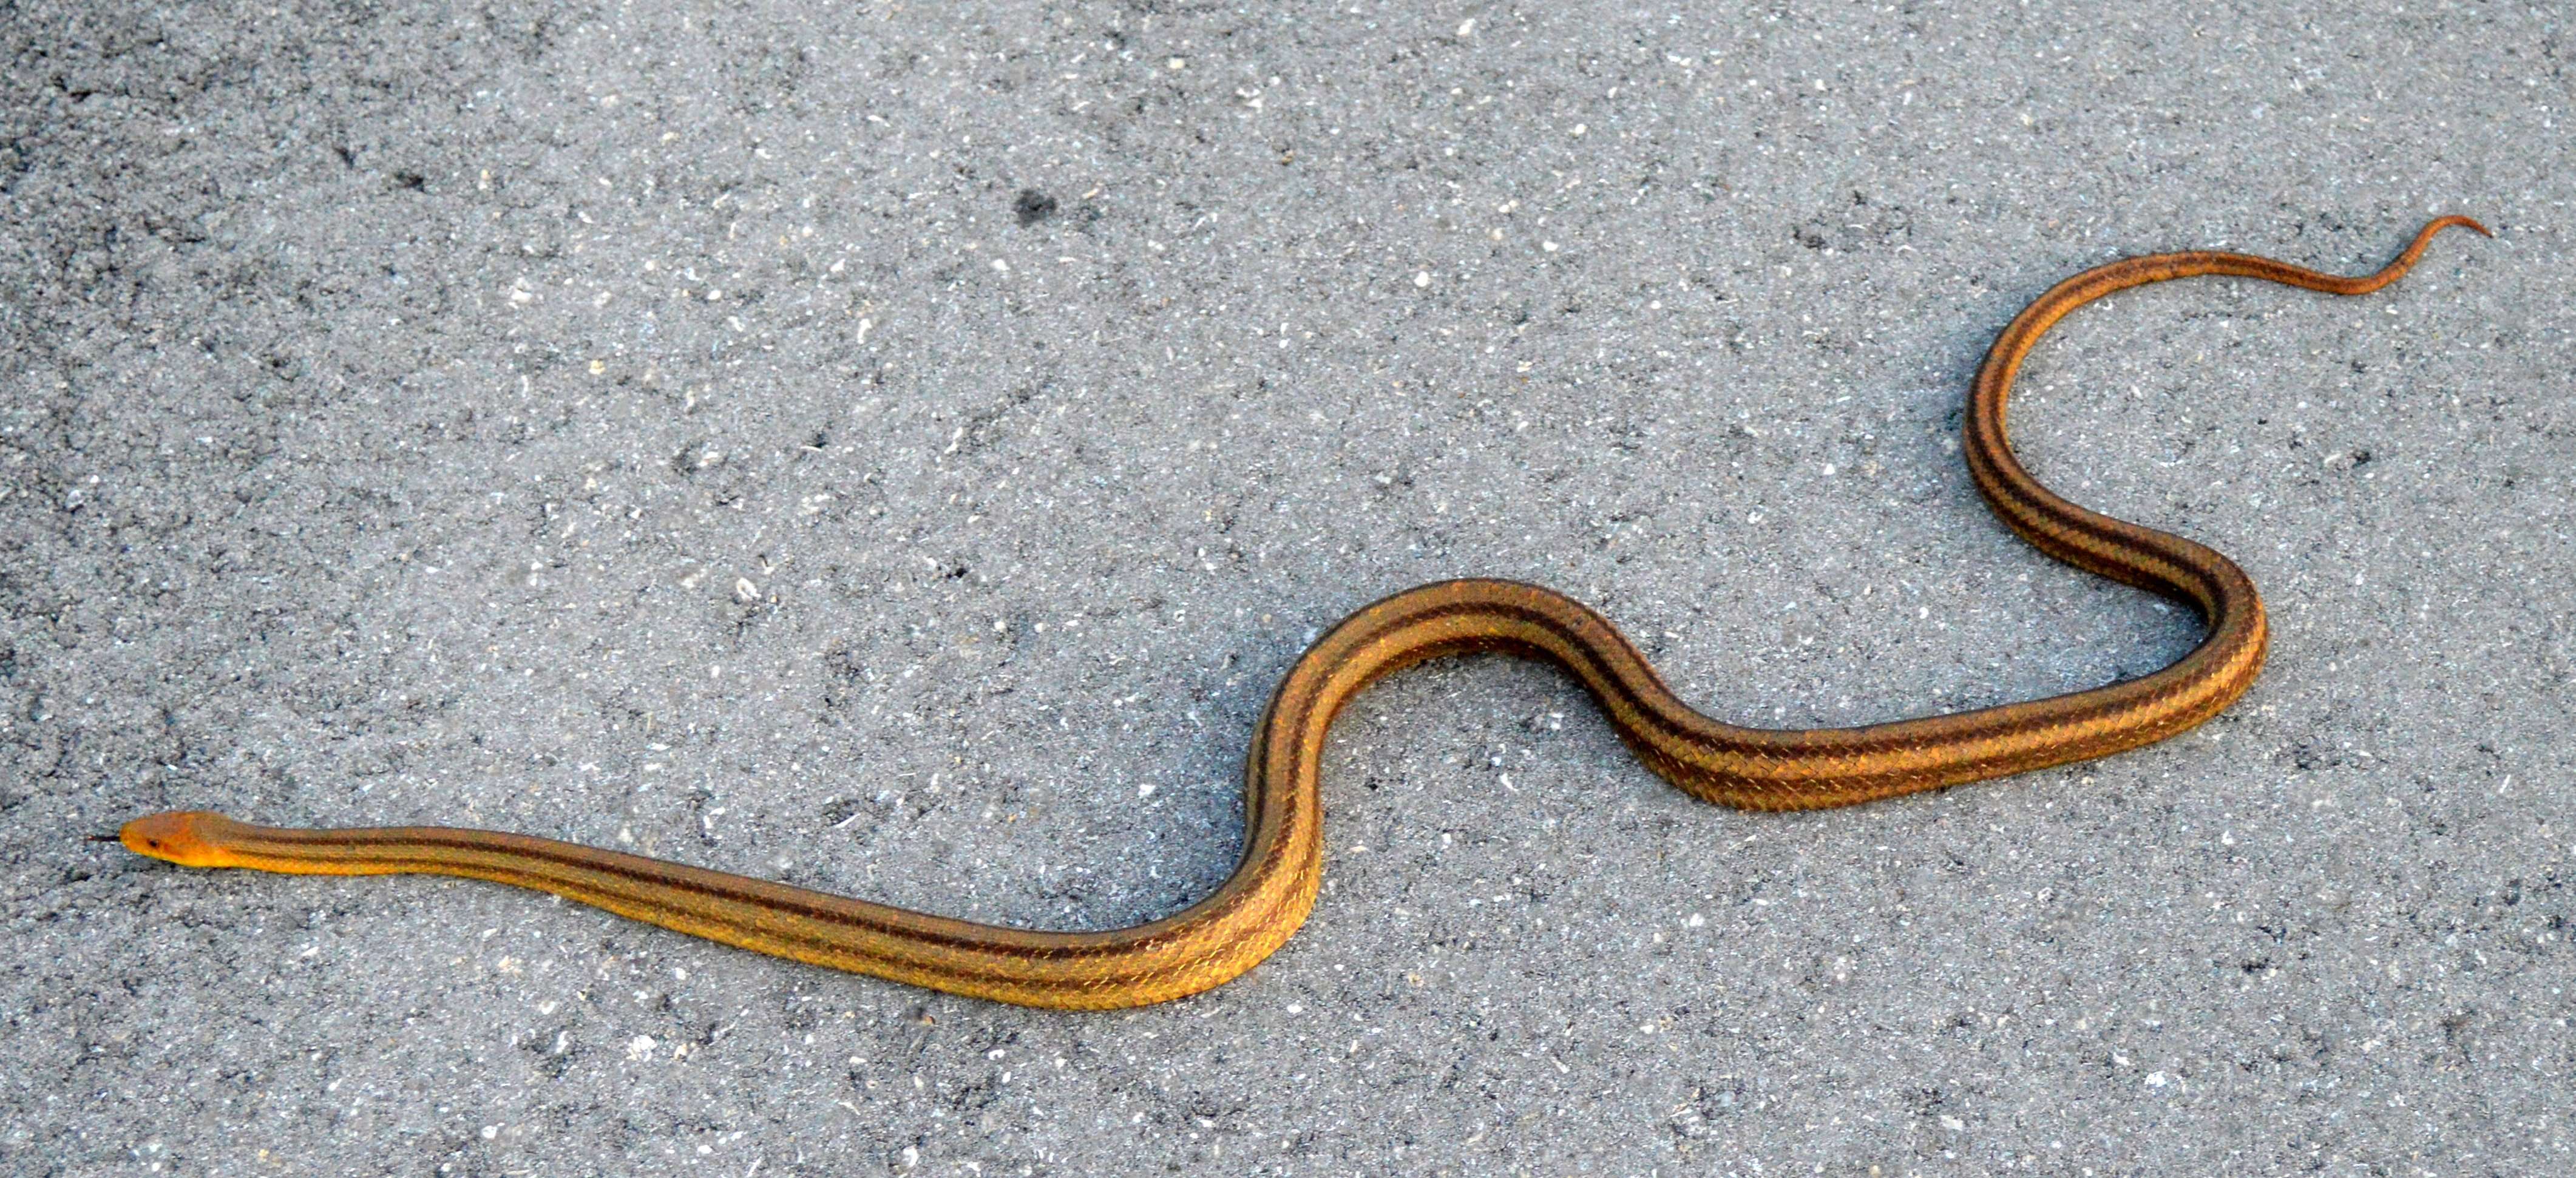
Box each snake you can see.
[109,217,2487,1009]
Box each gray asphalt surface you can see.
[5,1,2569,1174]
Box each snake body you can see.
[116,217,2487,1009]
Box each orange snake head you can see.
[118,811,245,868]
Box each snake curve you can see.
[114,217,2488,1008]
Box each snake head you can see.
[118,811,244,868]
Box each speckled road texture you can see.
[4,2,2568,1175]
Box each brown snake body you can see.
[115,217,2487,1008]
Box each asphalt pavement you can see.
[4,1,2568,1174]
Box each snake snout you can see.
[118,811,241,868]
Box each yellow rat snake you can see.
[112,217,2488,1008]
